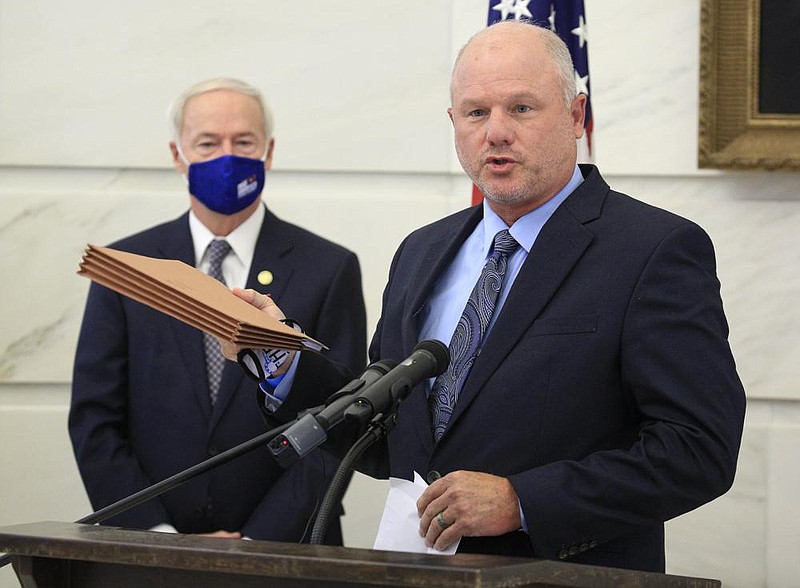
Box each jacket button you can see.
[426,471,442,484]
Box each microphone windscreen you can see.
[414,339,450,377]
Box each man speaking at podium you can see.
[224,21,745,573]
[69,78,366,542]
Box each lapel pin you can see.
[257,270,274,286]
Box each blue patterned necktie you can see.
[204,239,232,406]
[429,229,520,441]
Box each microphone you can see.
[268,360,397,468]
[343,339,449,425]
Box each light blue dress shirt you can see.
[264,167,584,431]
[419,166,584,367]
[417,166,583,534]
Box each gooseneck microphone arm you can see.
[269,360,397,468]
[342,340,450,426]
[309,414,392,545]
[309,340,450,544]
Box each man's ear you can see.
[571,94,587,139]
[263,138,275,171]
[169,141,187,174]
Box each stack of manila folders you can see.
[77,244,325,352]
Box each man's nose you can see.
[486,112,514,146]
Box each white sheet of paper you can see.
[372,471,460,555]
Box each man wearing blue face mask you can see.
[69,78,367,543]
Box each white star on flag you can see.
[475,0,594,205]
[571,14,588,48]
[512,0,532,20]
[491,0,516,20]
[574,71,589,96]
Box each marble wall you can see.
[1,1,798,587]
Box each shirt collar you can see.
[189,203,265,266]
[480,165,584,255]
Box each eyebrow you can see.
[458,92,539,107]
[192,131,259,141]
[192,132,220,141]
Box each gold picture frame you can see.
[699,0,800,170]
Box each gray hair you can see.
[452,20,577,108]
[168,77,274,143]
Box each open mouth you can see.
[486,156,516,168]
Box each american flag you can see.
[472,0,593,205]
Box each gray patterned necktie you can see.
[429,229,520,441]
[204,239,232,406]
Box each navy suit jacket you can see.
[69,206,366,542]
[284,166,745,571]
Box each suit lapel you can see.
[405,207,484,348]
[156,214,214,422]
[246,208,296,301]
[209,208,291,429]
[442,167,608,438]
[403,207,483,452]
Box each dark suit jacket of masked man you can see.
[70,206,367,542]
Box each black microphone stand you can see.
[76,419,300,526]
[309,411,396,545]
[0,410,318,570]
[309,357,438,545]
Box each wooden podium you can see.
[0,521,720,587]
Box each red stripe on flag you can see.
[471,183,483,206]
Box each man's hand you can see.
[218,288,296,377]
[416,470,521,551]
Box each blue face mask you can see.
[187,155,266,215]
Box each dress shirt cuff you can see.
[259,352,301,413]
[518,499,529,534]
[149,523,178,534]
